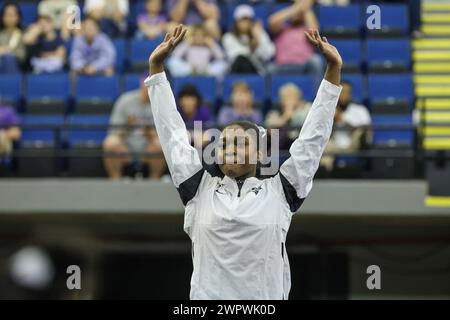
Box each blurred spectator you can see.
[0,2,25,73]
[135,0,167,40]
[0,104,21,156]
[269,0,323,83]
[178,84,213,147]
[218,81,263,126]
[23,16,66,74]
[222,4,275,75]
[84,0,129,38]
[70,17,116,76]
[38,0,78,40]
[316,0,349,5]
[168,0,220,39]
[178,84,212,127]
[265,83,311,149]
[167,24,227,78]
[103,78,166,180]
[320,81,371,172]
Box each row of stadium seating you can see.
[18,113,414,149]
[0,73,414,114]
[65,37,413,74]
[12,2,410,38]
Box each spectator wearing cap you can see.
[168,0,221,39]
[222,4,275,75]
[167,24,227,78]
[70,17,116,76]
[218,81,263,126]
[269,0,323,83]
[103,76,166,180]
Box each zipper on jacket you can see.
[281,242,284,258]
[236,179,245,197]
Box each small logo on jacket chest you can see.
[249,186,262,195]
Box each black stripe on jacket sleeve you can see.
[279,172,305,213]
[176,169,205,206]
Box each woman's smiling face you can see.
[217,124,260,178]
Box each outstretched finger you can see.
[304,31,318,46]
[163,32,171,43]
[173,25,187,45]
[322,36,329,44]
[172,25,181,39]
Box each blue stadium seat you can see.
[129,38,162,72]
[331,39,362,73]
[18,3,38,27]
[66,115,110,146]
[372,115,414,146]
[271,75,315,103]
[75,75,120,114]
[128,0,146,35]
[368,4,409,37]
[173,76,217,105]
[25,73,70,114]
[225,2,269,31]
[367,39,411,73]
[319,5,362,37]
[341,75,365,104]
[18,115,63,177]
[123,74,143,92]
[0,74,22,107]
[113,39,126,73]
[223,74,266,105]
[368,74,413,114]
[21,115,65,144]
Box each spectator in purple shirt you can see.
[218,81,263,127]
[135,0,167,40]
[0,104,21,155]
[177,84,212,147]
[70,17,116,76]
[168,0,220,39]
[167,24,227,78]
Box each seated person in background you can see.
[269,0,323,83]
[0,104,21,156]
[265,83,312,149]
[320,81,371,172]
[218,81,263,126]
[70,17,116,76]
[84,0,129,38]
[23,16,66,74]
[103,77,166,180]
[177,84,213,147]
[222,4,275,75]
[167,24,227,78]
[316,0,349,6]
[0,2,26,73]
[168,0,221,39]
[38,0,78,40]
[136,0,167,40]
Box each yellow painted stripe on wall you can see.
[425,196,450,207]
[424,138,450,149]
[414,76,450,84]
